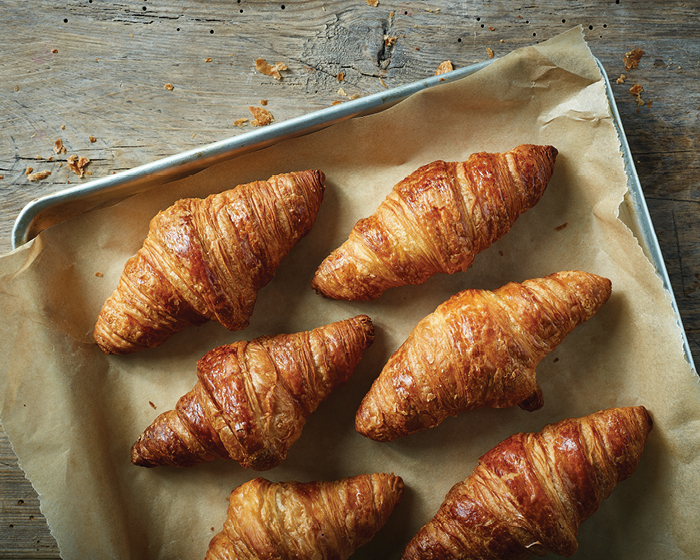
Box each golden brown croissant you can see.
[206,473,404,560]
[355,271,612,442]
[131,315,374,470]
[311,145,557,301]
[94,169,326,354]
[401,406,652,560]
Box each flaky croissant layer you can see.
[131,315,374,470]
[311,144,557,300]
[206,473,404,560]
[401,406,652,560]
[355,271,612,442]
[94,169,326,354]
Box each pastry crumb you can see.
[89,136,97,143]
[95,272,103,277]
[337,72,345,82]
[616,74,626,84]
[51,48,58,54]
[27,170,51,181]
[337,87,347,96]
[67,154,90,177]
[348,93,360,100]
[233,118,249,127]
[249,106,273,126]
[149,401,157,410]
[630,83,645,106]
[379,77,388,88]
[260,99,268,106]
[488,26,495,31]
[332,100,342,106]
[623,48,644,70]
[554,222,568,231]
[204,57,212,62]
[435,61,454,75]
[61,124,66,130]
[384,35,398,47]
[53,139,64,154]
[255,58,288,80]
[486,47,494,58]
[164,83,174,90]
[366,0,378,6]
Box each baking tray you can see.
[11,57,695,369]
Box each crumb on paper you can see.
[149,401,157,410]
[67,154,90,177]
[255,58,288,80]
[555,222,568,231]
[164,83,174,90]
[435,60,453,75]
[349,93,359,100]
[248,106,273,126]
[384,35,398,47]
[487,47,494,58]
[89,136,97,143]
[337,87,347,96]
[337,72,345,82]
[27,170,51,181]
[498,250,504,257]
[260,99,268,106]
[95,272,103,277]
[623,48,644,70]
[233,118,248,127]
[366,0,378,6]
[616,74,626,84]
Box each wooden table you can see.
[1,1,698,557]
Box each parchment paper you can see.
[2,27,699,559]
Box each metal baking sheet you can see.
[11,57,694,368]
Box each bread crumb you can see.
[337,72,345,82]
[27,170,51,181]
[384,35,398,47]
[555,222,568,231]
[486,47,494,58]
[616,74,626,84]
[164,83,174,90]
[255,58,288,80]
[89,136,97,143]
[233,118,248,127]
[623,48,644,70]
[629,84,643,96]
[337,87,347,96]
[249,106,273,126]
[435,61,454,75]
[95,272,103,277]
[67,154,90,177]
[366,0,378,6]
[260,99,268,106]
[149,401,157,410]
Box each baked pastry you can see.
[355,271,612,441]
[94,169,326,354]
[401,406,652,560]
[311,145,557,300]
[131,315,374,470]
[206,473,404,560]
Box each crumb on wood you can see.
[25,167,33,176]
[647,99,653,108]
[248,106,273,126]
[89,136,97,143]
[623,48,644,70]
[349,93,359,100]
[337,87,347,96]
[366,0,378,6]
[164,83,174,90]
[67,154,90,177]
[616,74,626,84]
[260,99,268,106]
[233,118,248,127]
[27,170,51,181]
[379,77,388,88]
[53,139,64,154]
[255,58,288,80]
[488,26,495,31]
[555,222,568,231]
[61,124,66,130]
[0,175,4,180]
[51,48,58,54]
[332,100,342,106]
[487,47,494,58]
[435,61,454,75]
[384,35,398,47]
[337,72,345,82]
[204,57,212,62]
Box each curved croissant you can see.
[401,406,652,560]
[311,145,557,301]
[206,473,404,560]
[94,169,326,354]
[131,315,374,470]
[355,271,612,442]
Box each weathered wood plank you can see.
[1,1,698,557]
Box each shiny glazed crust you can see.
[130,315,374,470]
[401,406,653,560]
[311,145,557,300]
[94,169,326,354]
[205,473,404,560]
[355,271,612,442]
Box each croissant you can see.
[131,315,374,470]
[311,144,557,301]
[355,271,612,442]
[206,473,404,560]
[94,169,326,354]
[401,406,653,560]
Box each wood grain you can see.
[1,1,698,557]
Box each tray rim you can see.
[11,55,695,370]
